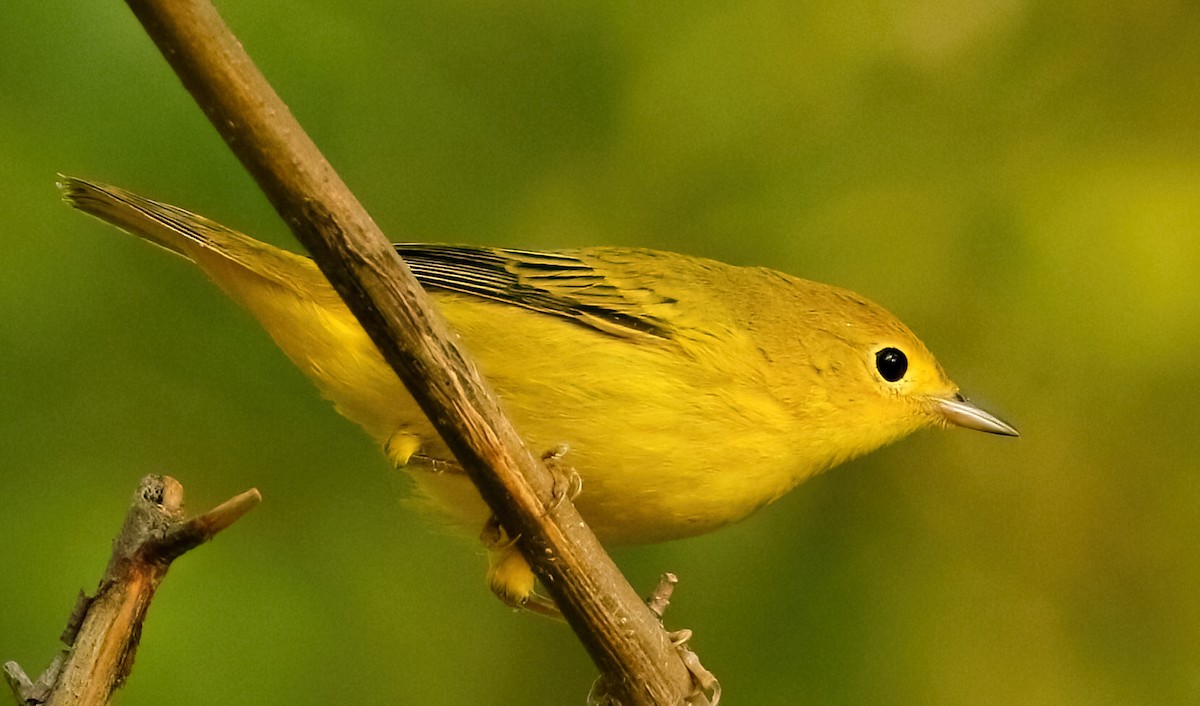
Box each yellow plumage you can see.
[61,177,1016,607]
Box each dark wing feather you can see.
[395,244,674,340]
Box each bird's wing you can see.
[395,244,676,340]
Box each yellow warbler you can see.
[61,177,1017,609]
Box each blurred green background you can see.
[3,1,1199,704]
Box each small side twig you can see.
[646,572,680,621]
[5,476,260,706]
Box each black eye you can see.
[875,347,908,382]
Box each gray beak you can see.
[934,394,1019,437]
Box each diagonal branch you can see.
[119,0,702,703]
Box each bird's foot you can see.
[481,516,563,620]
[541,444,582,510]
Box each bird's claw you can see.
[542,444,582,510]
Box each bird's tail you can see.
[59,176,219,259]
[58,176,319,292]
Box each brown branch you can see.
[116,1,703,703]
[4,476,261,706]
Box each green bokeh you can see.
[3,2,1199,704]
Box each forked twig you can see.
[5,476,260,706]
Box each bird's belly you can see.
[402,389,803,546]
[292,296,806,544]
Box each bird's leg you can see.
[481,521,719,702]
[398,442,718,700]
[480,516,563,620]
[398,443,569,618]
[541,444,582,510]
[475,441,581,617]
[384,431,423,468]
